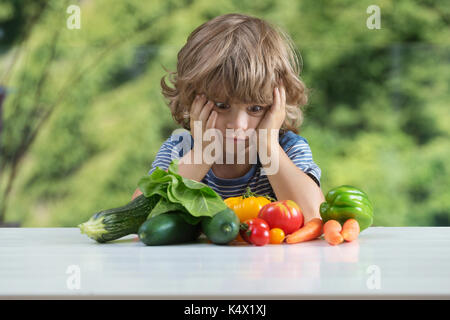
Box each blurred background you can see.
[0,0,448,227]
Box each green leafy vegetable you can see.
[138,159,227,224]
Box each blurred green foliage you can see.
[0,0,449,227]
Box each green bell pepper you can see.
[320,185,374,231]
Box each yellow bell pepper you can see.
[224,187,273,223]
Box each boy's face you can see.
[210,100,270,154]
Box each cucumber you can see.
[201,208,240,245]
[79,194,159,243]
[138,212,201,246]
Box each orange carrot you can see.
[341,219,360,242]
[323,220,344,245]
[285,218,323,244]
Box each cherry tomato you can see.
[269,228,285,244]
[240,218,270,246]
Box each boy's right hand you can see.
[189,94,222,162]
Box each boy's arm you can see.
[264,144,325,223]
[131,188,143,200]
[177,149,213,181]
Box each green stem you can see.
[242,187,276,202]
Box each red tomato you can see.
[258,200,304,235]
[240,218,270,246]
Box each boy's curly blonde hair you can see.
[161,13,309,134]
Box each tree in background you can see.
[0,0,448,227]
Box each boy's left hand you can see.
[256,85,286,151]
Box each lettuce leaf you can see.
[137,159,227,223]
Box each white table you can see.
[0,227,449,299]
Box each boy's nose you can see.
[226,110,249,131]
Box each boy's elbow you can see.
[131,188,143,200]
[302,189,325,223]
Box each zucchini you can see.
[138,212,201,245]
[201,207,240,245]
[79,194,159,243]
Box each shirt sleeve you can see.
[284,135,322,187]
[148,129,193,175]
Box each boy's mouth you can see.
[225,136,247,142]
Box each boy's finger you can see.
[191,94,207,118]
[190,97,200,119]
[280,86,286,112]
[206,110,217,129]
[272,87,280,113]
[206,112,223,151]
[199,100,214,122]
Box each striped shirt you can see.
[148,129,321,200]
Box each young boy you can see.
[132,13,324,222]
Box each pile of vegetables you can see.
[79,159,240,245]
[78,159,374,247]
[319,185,374,245]
[227,185,373,246]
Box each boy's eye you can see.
[248,105,265,113]
[214,102,230,110]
